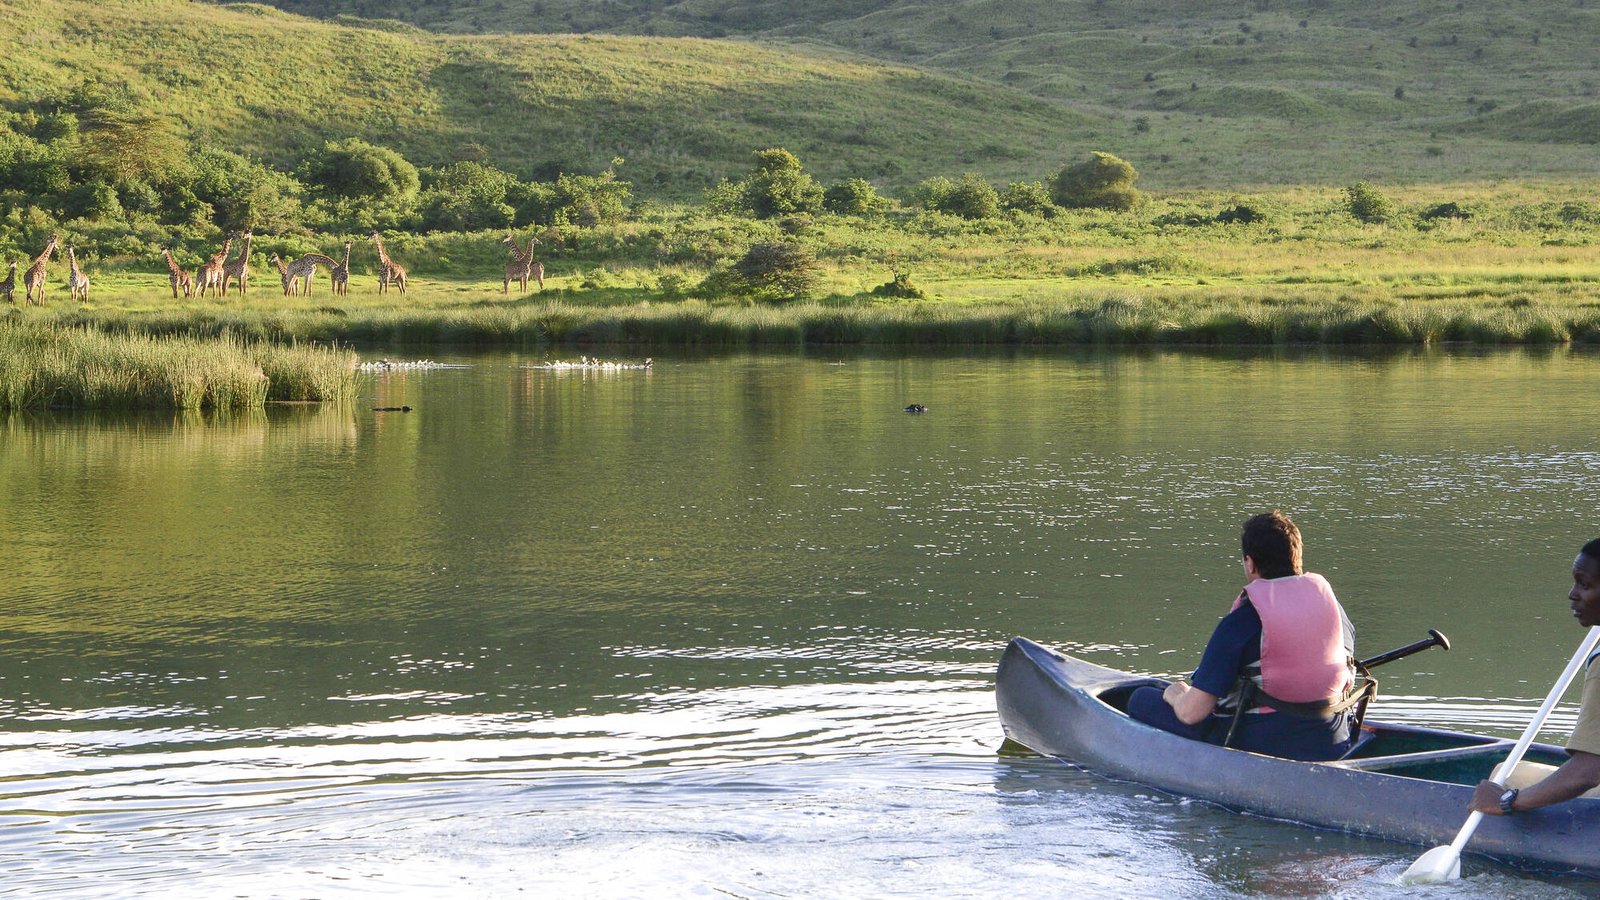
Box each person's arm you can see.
[1470,751,1600,814]
[1164,602,1259,725]
[1163,681,1219,725]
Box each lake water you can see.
[3,347,1599,898]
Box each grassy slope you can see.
[0,0,1102,197]
[241,0,1600,187]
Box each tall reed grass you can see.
[20,289,1600,352]
[0,323,360,411]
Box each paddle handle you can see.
[1446,625,1600,854]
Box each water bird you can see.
[372,406,414,412]
[528,357,653,371]
[904,404,928,413]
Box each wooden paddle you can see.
[1398,625,1600,885]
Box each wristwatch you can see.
[1499,787,1520,815]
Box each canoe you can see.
[995,636,1600,876]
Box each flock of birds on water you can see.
[1,230,548,305]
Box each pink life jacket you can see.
[1230,573,1354,708]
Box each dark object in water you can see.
[904,404,928,413]
[372,406,413,412]
[995,636,1600,877]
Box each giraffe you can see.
[501,232,544,294]
[195,235,233,299]
[368,231,407,294]
[66,245,89,302]
[161,247,195,299]
[270,252,338,297]
[0,262,15,303]
[23,235,58,305]
[222,229,253,296]
[329,240,352,296]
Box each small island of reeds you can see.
[0,323,360,411]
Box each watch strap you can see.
[1499,787,1520,815]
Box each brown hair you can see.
[1241,511,1303,579]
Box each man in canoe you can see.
[1125,510,1362,761]
[1469,539,1600,817]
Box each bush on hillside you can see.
[514,170,632,227]
[188,148,303,232]
[709,240,822,302]
[1000,180,1061,217]
[1052,151,1145,211]
[298,138,420,204]
[419,161,517,232]
[707,148,823,219]
[1346,181,1396,224]
[823,178,889,215]
[912,173,1001,219]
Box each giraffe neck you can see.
[164,250,182,275]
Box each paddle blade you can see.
[1397,845,1462,885]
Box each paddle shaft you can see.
[1442,625,1600,858]
[1359,629,1450,670]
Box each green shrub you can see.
[823,178,889,215]
[1051,151,1145,211]
[707,148,824,219]
[298,138,420,203]
[870,272,927,299]
[719,240,822,302]
[1346,181,1396,224]
[419,161,517,232]
[188,148,303,232]
[1559,201,1600,225]
[515,170,632,227]
[912,173,1000,219]
[1000,180,1060,217]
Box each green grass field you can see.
[13,182,1600,347]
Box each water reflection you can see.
[3,347,1600,895]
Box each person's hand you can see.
[1163,681,1191,707]
[1470,779,1507,815]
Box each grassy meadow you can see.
[13,181,1600,348]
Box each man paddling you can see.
[1469,540,1600,817]
[1126,511,1361,761]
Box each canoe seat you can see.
[1337,742,1510,770]
[1504,760,1600,798]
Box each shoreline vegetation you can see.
[0,323,359,411]
[12,288,1600,349]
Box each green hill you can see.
[1,0,1107,198]
[231,0,1600,187]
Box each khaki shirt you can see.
[1567,656,1600,757]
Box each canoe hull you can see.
[996,636,1600,876]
